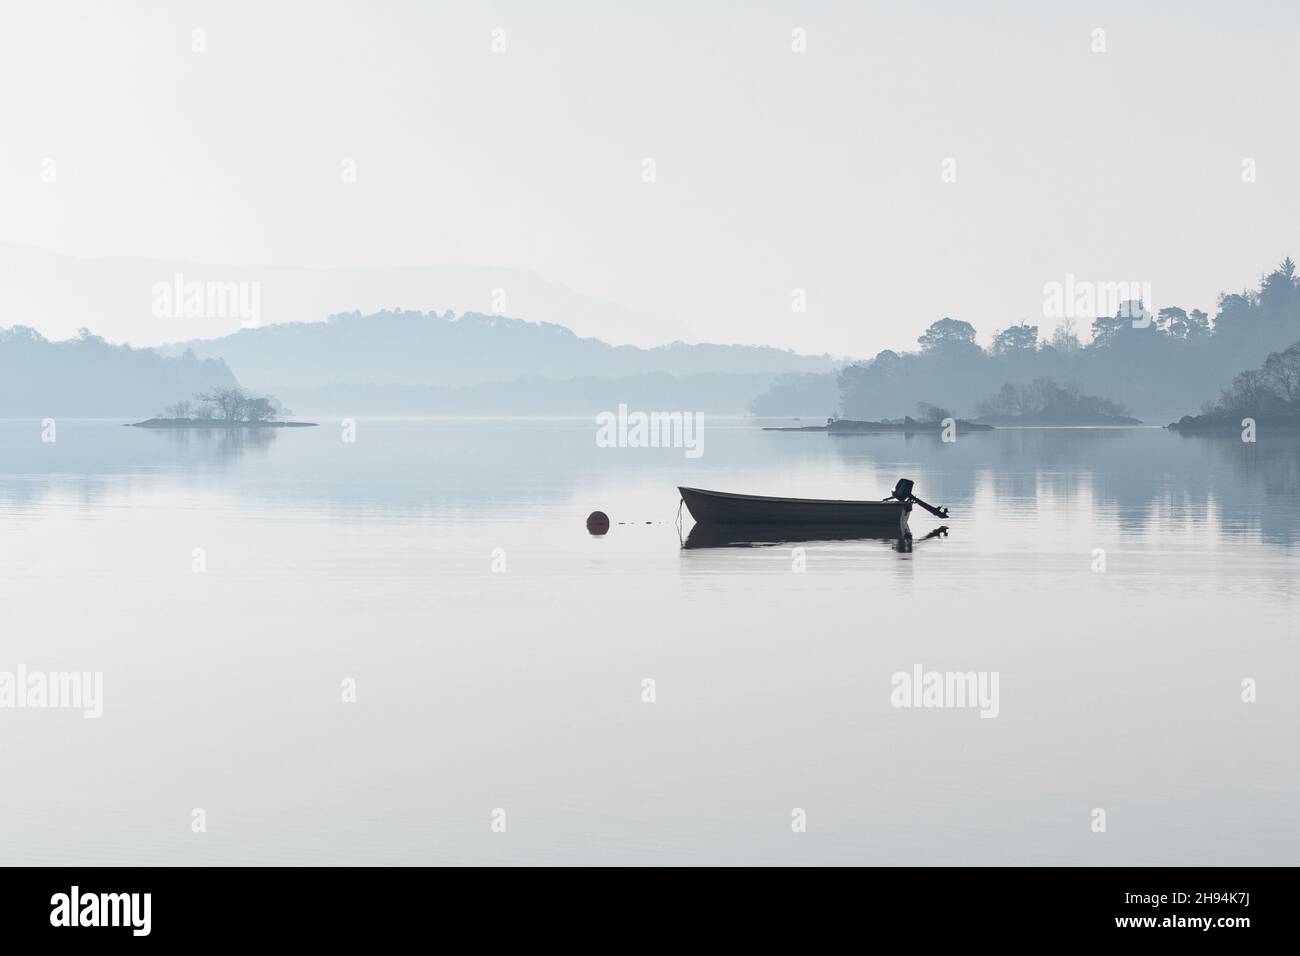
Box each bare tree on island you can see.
[196,387,249,421]
[155,387,291,424]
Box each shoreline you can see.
[125,418,319,429]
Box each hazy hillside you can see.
[0,327,237,417]
[167,310,838,389]
[752,337,1273,424]
[0,243,694,348]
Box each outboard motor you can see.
[889,477,949,519]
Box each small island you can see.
[766,403,993,433]
[972,378,1141,426]
[763,379,1141,432]
[765,415,993,434]
[126,387,318,428]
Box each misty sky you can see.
[2,0,1298,356]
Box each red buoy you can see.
[586,511,610,535]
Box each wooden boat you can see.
[678,479,948,536]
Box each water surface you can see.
[1,419,1296,864]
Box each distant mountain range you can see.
[1,313,836,416]
[164,310,838,390]
[0,242,843,416]
[1,311,841,418]
[0,242,695,348]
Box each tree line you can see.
[1199,342,1300,417]
[759,257,1300,420]
[160,387,287,422]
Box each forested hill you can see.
[0,327,237,417]
[167,310,839,388]
[754,258,1300,422]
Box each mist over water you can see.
[1,419,1296,864]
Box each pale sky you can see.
[1,0,1297,355]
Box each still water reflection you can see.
[0,419,1296,864]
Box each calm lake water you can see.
[1,418,1297,865]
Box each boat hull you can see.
[682,522,915,550]
[678,486,910,532]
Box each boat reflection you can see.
[681,522,949,552]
